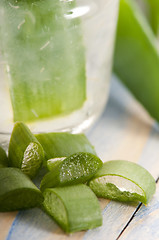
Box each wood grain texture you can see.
[0,212,17,240]
[1,77,159,240]
[119,181,159,240]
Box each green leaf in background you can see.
[0,0,86,122]
[43,184,102,233]
[147,0,159,36]
[0,146,8,168]
[113,0,159,122]
[0,168,43,212]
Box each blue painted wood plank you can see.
[6,208,57,240]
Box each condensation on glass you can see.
[0,0,119,138]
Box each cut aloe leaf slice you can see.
[40,152,103,192]
[113,0,159,122]
[0,0,86,122]
[0,168,43,212]
[89,160,156,204]
[8,122,44,178]
[0,146,8,168]
[43,184,102,233]
[47,157,66,171]
[35,132,96,161]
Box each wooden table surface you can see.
[1,76,159,240]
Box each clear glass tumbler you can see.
[0,0,119,138]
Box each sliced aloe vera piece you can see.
[43,184,102,233]
[35,132,96,161]
[0,0,86,122]
[8,122,44,178]
[40,152,103,192]
[89,160,156,204]
[0,168,43,212]
[0,146,8,168]
[113,0,159,122]
[47,157,66,171]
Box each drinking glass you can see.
[0,0,119,139]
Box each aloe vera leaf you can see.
[0,0,86,122]
[113,0,159,122]
[35,132,96,161]
[8,122,44,178]
[147,0,159,36]
[0,168,43,212]
[40,152,103,192]
[43,184,102,233]
[0,146,8,168]
[89,160,156,204]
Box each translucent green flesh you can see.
[89,177,146,203]
[8,122,44,178]
[43,191,68,231]
[59,152,103,185]
[22,142,43,178]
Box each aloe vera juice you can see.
[0,0,119,134]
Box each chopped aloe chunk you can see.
[8,122,44,178]
[35,132,96,161]
[0,168,43,212]
[113,0,159,121]
[40,152,103,192]
[43,184,102,233]
[0,146,8,168]
[89,160,156,204]
[0,0,86,122]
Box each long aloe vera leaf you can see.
[40,152,103,192]
[0,146,8,168]
[35,132,96,161]
[43,184,102,233]
[113,0,159,122]
[8,122,44,178]
[0,0,86,122]
[0,168,43,212]
[147,0,159,36]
